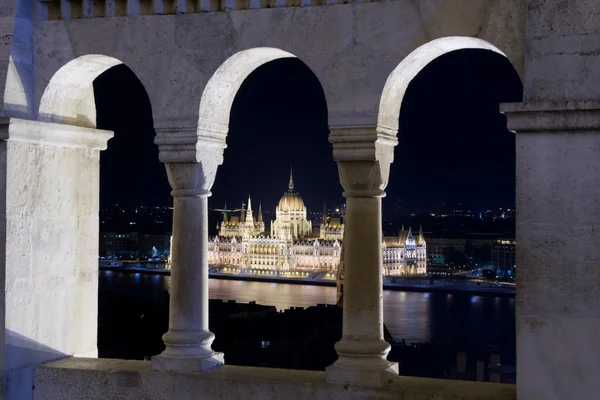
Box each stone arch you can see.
[197,46,327,141]
[377,36,519,134]
[38,54,135,128]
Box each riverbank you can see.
[99,265,515,297]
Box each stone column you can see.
[325,126,399,387]
[152,122,226,372]
[502,102,600,400]
[0,118,112,399]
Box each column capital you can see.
[328,125,398,197]
[154,119,227,164]
[155,120,228,195]
[0,118,113,150]
[501,101,600,133]
[328,125,398,162]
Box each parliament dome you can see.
[278,168,305,212]
[278,192,305,212]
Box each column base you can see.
[151,352,224,373]
[326,338,398,387]
[326,359,398,387]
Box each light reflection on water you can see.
[100,271,515,359]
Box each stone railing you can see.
[34,358,516,400]
[36,0,380,20]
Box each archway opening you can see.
[94,64,170,210]
[91,64,171,360]
[380,39,522,381]
[37,55,171,362]
[211,57,333,221]
[204,51,342,370]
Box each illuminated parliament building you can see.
[208,170,426,276]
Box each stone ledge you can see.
[39,0,379,21]
[501,101,600,132]
[34,357,516,400]
[0,118,113,150]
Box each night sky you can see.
[94,49,522,217]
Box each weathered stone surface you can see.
[0,119,112,400]
[478,0,525,79]
[30,0,525,127]
[35,358,516,400]
[503,103,600,400]
[518,314,600,400]
[523,0,600,102]
[414,0,489,39]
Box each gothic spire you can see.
[322,204,328,225]
[418,224,425,245]
[288,166,294,191]
[257,203,263,223]
[245,195,254,223]
[223,202,228,223]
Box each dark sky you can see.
[94,49,522,216]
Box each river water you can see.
[99,270,516,361]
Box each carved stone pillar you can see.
[151,121,226,372]
[325,126,399,387]
[0,118,112,399]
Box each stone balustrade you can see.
[34,358,516,400]
[36,0,380,20]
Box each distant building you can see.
[492,239,516,277]
[383,226,427,275]
[218,196,265,238]
[209,170,341,271]
[427,238,468,265]
[138,234,171,259]
[319,204,344,241]
[100,232,139,259]
[270,170,313,240]
[100,232,171,260]
[208,169,426,276]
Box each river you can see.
[99,270,516,362]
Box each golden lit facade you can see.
[209,170,340,272]
[320,205,344,241]
[270,170,312,240]
[208,236,341,271]
[218,196,265,238]
[208,171,426,276]
[382,226,427,276]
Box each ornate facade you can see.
[382,226,428,276]
[270,169,312,240]
[319,205,344,241]
[218,196,265,238]
[209,171,342,272]
[208,171,426,276]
